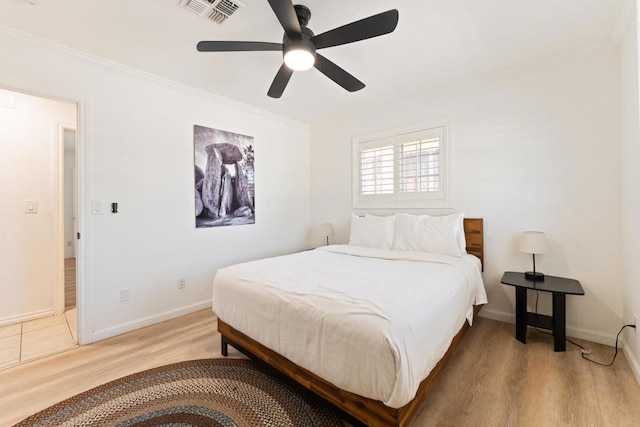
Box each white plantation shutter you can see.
[396,126,444,201]
[353,120,450,208]
[360,144,394,195]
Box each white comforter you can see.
[212,245,487,408]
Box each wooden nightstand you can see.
[500,271,585,352]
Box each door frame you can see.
[0,81,89,344]
[54,123,77,315]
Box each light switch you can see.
[92,200,104,215]
[25,200,37,214]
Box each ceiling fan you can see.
[196,0,399,98]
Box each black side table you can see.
[500,271,584,351]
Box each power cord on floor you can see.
[533,290,637,367]
[566,325,635,367]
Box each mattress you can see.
[212,245,487,408]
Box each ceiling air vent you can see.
[180,0,244,24]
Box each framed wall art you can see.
[194,124,254,228]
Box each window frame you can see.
[351,118,453,209]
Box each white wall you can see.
[0,89,76,325]
[310,43,623,344]
[620,0,640,382]
[0,27,311,343]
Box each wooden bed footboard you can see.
[217,217,484,426]
[218,304,483,427]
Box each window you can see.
[352,119,451,208]
[360,145,394,195]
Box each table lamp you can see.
[321,223,334,246]
[519,231,549,281]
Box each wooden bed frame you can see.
[219,218,484,427]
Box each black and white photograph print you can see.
[194,124,255,228]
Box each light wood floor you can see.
[65,258,76,310]
[0,310,638,426]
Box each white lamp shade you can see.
[519,231,549,254]
[284,46,315,71]
[321,223,335,237]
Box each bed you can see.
[213,215,485,427]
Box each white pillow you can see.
[348,214,395,250]
[393,213,467,256]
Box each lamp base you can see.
[525,271,545,281]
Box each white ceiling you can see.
[0,0,625,124]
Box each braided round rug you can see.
[15,358,344,427]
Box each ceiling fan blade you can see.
[312,9,399,49]
[314,54,365,92]
[268,64,294,98]
[197,41,283,52]
[267,0,301,35]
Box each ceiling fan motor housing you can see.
[283,26,316,59]
[284,5,315,60]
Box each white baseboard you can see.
[478,307,514,324]
[0,308,54,327]
[564,325,619,347]
[478,308,617,346]
[623,339,640,387]
[90,300,213,343]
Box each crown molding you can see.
[0,24,309,129]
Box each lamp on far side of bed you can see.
[519,231,549,281]
[321,223,334,246]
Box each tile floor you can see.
[0,309,77,370]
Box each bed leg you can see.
[221,335,228,357]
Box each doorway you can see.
[61,127,78,344]
[0,88,79,368]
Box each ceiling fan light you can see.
[284,46,315,71]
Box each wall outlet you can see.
[178,277,186,289]
[120,288,130,302]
